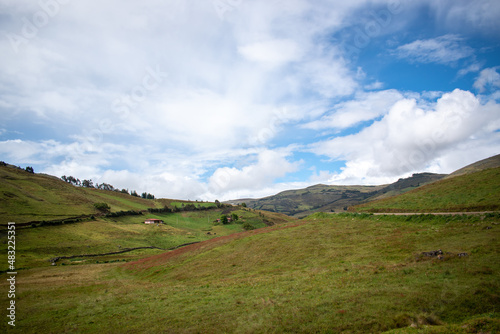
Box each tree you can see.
[131,190,139,197]
[215,199,221,208]
[62,175,81,186]
[25,166,34,173]
[220,214,228,224]
[231,213,239,222]
[97,183,114,191]
[241,202,247,208]
[82,179,94,188]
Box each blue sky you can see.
[1,0,500,201]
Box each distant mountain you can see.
[228,173,446,218]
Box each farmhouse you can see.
[144,218,164,224]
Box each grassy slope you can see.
[0,207,292,271]
[0,165,162,223]
[446,153,500,178]
[352,167,500,213]
[2,213,498,333]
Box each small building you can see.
[144,218,164,224]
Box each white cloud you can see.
[474,67,500,93]
[309,89,500,184]
[302,89,404,130]
[208,148,301,196]
[238,39,303,64]
[393,34,474,65]
[457,62,482,77]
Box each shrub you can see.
[242,222,256,231]
[94,202,111,212]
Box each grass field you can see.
[1,213,498,333]
[352,167,500,213]
[0,207,288,271]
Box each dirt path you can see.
[124,222,304,270]
[371,211,497,216]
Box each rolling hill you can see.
[229,172,446,217]
[230,154,500,216]
[0,163,162,223]
[0,162,294,271]
[353,155,500,213]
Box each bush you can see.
[242,222,256,231]
[94,202,111,212]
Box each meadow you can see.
[1,213,498,333]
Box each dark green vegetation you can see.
[353,167,500,213]
[1,213,498,333]
[232,173,446,217]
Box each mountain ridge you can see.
[228,154,500,217]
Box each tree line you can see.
[61,175,154,199]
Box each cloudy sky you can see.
[1,0,500,201]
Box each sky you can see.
[1,0,500,201]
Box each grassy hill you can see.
[446,154,500,178]
[0,162,294,269]
[352,167,500,213]
[0,164,162,223]
[2,213,498,333]
[231,173,446,217]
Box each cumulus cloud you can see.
[309,89,500,184]
[393,34,474,65]
[208,149,301,195]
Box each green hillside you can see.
[2,213,498,333]
[231,173,446,217]
[0,164,162,223]
[446,154,500,178]
[0,206,292,271]
[353,167,500,213]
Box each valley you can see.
[0,156,499,333]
